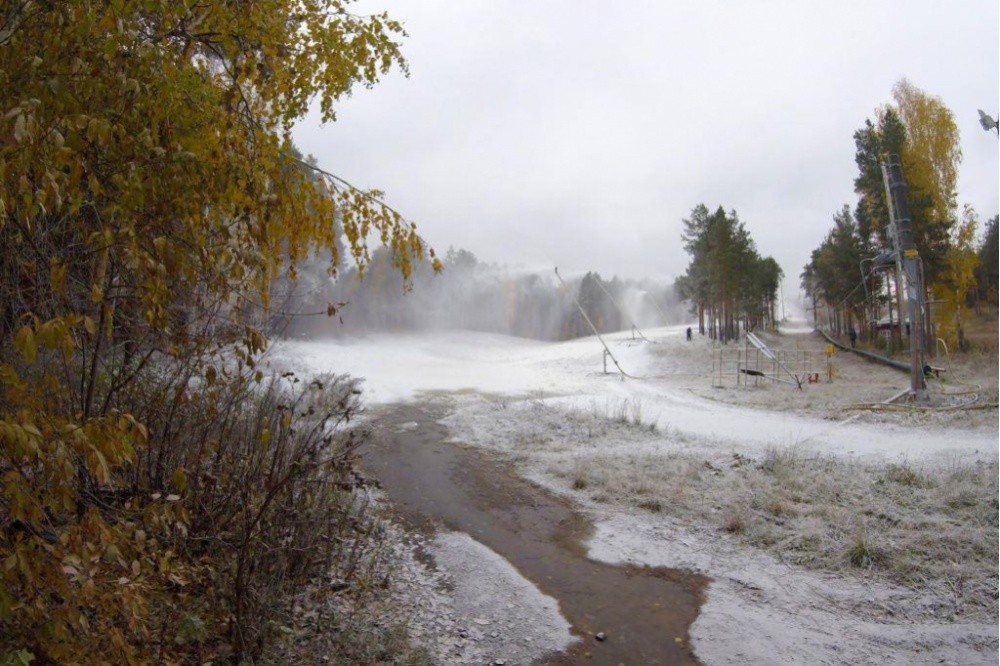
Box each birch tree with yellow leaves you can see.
[1,1,437,661]
[937,205,981,350]
[890,80,962,287]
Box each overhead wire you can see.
[828,265,880,313]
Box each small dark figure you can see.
[848,327,857,349]
[686,326,692,341]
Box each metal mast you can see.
[882,155,927,400]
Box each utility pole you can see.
[882,155,927,400]
[879,165,904,350]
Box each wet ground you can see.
[362,402,708,665]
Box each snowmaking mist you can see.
[270,247,690,341]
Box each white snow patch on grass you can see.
[429,531,573,663]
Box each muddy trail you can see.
[362,402,708,665]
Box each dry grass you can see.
[261,511,435,666]
[960,306,999,354]
[686,326,999,431]
[500,401,999,621]
[264,577,435,666]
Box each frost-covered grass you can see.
[457,397,999,621]
[688,450,999,618]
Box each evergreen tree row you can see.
[676,205,783,342]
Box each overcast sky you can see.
[293,0,999,294]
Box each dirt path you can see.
[363,402,708,665]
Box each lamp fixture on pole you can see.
[978,109,999,137]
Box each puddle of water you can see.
[363,403,707,665]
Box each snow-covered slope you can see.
[270,324,994,464]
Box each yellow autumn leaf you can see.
[170,468,187,494]
[15,325,37,364]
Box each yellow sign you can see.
[903,249,918,257]
[824,344,835,356]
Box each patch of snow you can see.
[589,511,998,666]
[269,331,591,404]
[430,532,573,663]
[388,527,573,665]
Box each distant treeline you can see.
[271,247,688,341]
